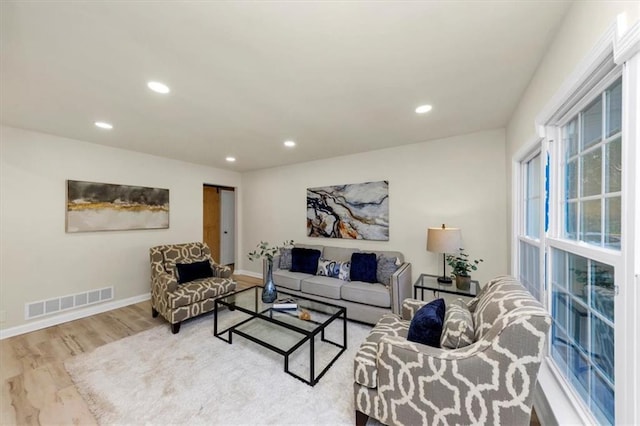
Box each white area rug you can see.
[65,310,373,425]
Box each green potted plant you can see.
[445,248,483,290]
[248,240,293,302]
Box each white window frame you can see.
[511,17,640,426]
[513,145,546,304]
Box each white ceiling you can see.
[1,1,571,172]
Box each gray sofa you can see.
[264,244,412,324]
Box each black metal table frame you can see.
[214,286,347,386]
[413,273,479,300]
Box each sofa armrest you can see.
[401,298,429,321]
[389,262,412,314]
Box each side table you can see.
[413,273,479,300]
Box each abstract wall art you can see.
[66,180,169,233]
[307,180,389,241]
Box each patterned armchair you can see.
[150,242,235,333]
[353,276,551,426]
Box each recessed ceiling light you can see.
[284,140,296,147]
[415,104,433,114]
[225,156,236,162]
[147,81,170,94]
[94,121,113,129]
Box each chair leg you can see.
[171,322,181,334]
[152,307,159,318]
[355,410,368,426]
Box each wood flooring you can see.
[0,274,541,425]
[0,274,259,425]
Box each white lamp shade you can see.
[427,226,461,253]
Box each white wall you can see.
[0,126,241,331]
[240,129,507,287]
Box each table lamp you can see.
[427,224,462,284]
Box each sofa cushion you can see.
[376,255,400,285]
[300,275,343,299]
[350,252,378,283]
[341,281,391,308]
[354,314,409,388]
[272,270,313,291]
[175,260,213,284]
[440,299,475,349]
[407,298,445,348]
[291,248,321,274]
[279,247,293,270]
[323,246,360,262]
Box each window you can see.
[550,249,615,424]
[519,240,541,301]
[526,153,542,239]
[526,75,622,425]
[563,79,622,250]
[549,77,622,425]
[513,19,639,426]
[518,152,544,302]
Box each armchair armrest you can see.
[207,258,232,278]
[213,264,232,279]
[389,262,412,314]
[153,272,178,293]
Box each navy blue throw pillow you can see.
[407,298,446,348]
[290,248,321,274]
[350,252,378,283]
[176,260,213,284]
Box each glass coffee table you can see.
[214,286,347,386]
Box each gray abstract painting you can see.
[66,180,169,232]
[307,181,389,240]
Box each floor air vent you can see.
[25,286,114,320]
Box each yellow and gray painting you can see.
[66,180,169,232]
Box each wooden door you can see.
[203,185,221,262]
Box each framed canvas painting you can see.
[307,180,389,241]
[66,180,169,232]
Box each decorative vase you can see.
[262,259,277,303]
[455,274,471,291]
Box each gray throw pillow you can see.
[440,299,475,349]
[279,247,292,270]
[376,255,400,285]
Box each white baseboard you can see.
[234,269,262,279]
[0,293,151,340]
